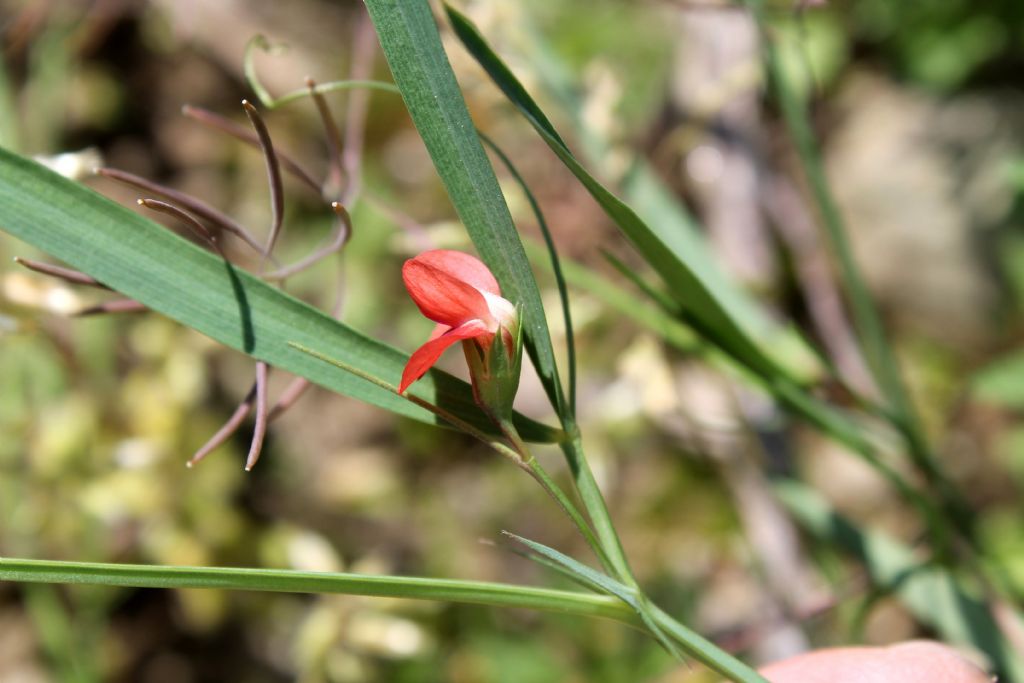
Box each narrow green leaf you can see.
[484,16,819,382]
[619,163,819,378]
[445,5,810,388]
[553,245,913,497]
[0,557,636,624]
[752,2,906,412]
[480,132,577,417]
[602,250,680,318]
[500,539,606,595]
[504,532,766,681]
[751,2,970,543]
[441,11,951,536]
[503,532,637,606]
[536,244,940,536]
[776,481,1024,682]
[364,0,567,418]
[525,242,702,353]
[0,148,557,442]
[504,533,687,662]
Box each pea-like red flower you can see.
[399,250,519,396]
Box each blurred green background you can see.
[1,0,1023,681]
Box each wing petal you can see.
[399,319,491,393]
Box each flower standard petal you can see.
[399,250,521,397]
[399,319,492,393]
[402,259,494,328]
[411,249,501,295]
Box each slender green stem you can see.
[524,458,610,577]
[649,605,769,683]
[754,5,902,414]
[0,557,637,623]
[558,432,637,587]
[751,0,962,516]
[493,416,614,574]
[506,401,766,680]
[267,80,400,108]
[522,460,616,575]
[770,378,951,551]
[243,34,400,110]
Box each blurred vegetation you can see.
[0,0,1023,681]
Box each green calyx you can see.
[463,307,524,422]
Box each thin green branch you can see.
[649,605,768,683]
[504,534,764,679]
[749,0,972,542]
[517,443,615,575]
[602,249,679,314]
[559,434,636,587]
[524,244,703,353]
[758,18,903,416]
[243,34,398,111]
[269,80,400,108]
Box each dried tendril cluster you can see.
[16,21,379,471]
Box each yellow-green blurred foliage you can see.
[1,0,1023,681]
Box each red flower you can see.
[400,250,518,394]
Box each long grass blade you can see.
[0,147,559,442]
[364,0,568,420]
[0,557,636,624]
[445,6,804,390]
[480,132,576,417]
[504,533,764,680]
